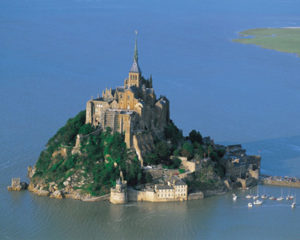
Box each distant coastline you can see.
[233,27,300,57]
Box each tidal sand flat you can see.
[233,28,300,57]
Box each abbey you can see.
[85,37,170,163]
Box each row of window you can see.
[157,193,186,198]
[130,74,138,80]
[176,189,185,192]
[158,194,173,198]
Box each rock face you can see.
[7,178,28,191]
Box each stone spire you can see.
[130,30,141,73]
[134,30,138,63]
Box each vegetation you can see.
[233,28,300,57]
[33,110,227,197]
[186,161,224,192]
[33,111,143,196]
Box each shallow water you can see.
[1,0,300,239]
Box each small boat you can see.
[291,202,296,208]
[253,195,259,200]
[288,195,294,201]
[277,188,284,201]
[253,186,259,200]
[269,196,276,200]
[246,194,252,199]
[233,194,237,201]
[248,202,253,208]
[291,195,296,208]
[261,194,268,199]
[253,199,263,205]
[286,195,290,201]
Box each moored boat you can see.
[248,202,253,208]
[291,202,296,208]
[261,194,268,199]
[253,195,259,200]
[233,194,237,201]
[253,199,263,205]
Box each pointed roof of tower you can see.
[130,30,141,73]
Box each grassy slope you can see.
[233,28,300,56]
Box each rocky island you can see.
[21,35,261,204]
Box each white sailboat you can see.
[233,193,237,201]
[277,188,284,201]
[246,189,252,199]
[248,202,253,208]
[253,186,259,200]
[261,194,268,199]
[286,189,291,200]
[291,195,296,208]
[253,199,263,205]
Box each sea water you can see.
[1,0,300,239]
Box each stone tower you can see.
[126,32,141,88]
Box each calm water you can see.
[1,0,300,239]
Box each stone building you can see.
[153,177,188,201]
[110,171,128,204]
[86,36,170,163]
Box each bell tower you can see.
[127,31,141,88]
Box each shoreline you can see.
[260,175,300,188]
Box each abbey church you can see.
[85,36,170,164]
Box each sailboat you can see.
[233,193,237,201]
[248,202,253,208]
[269,196,276,200]
[246,189,252,199]
[253,186,259,200]
[277,188,284,201]
[286,189,291,200]
[253,199,263,205]
[291,195,296,208]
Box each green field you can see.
[233,28,300,57]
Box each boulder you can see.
[50,190,64,199]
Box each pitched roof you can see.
[130,59,141,73]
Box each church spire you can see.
[134,30,138,63]
[129,30,141,73]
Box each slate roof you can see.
[130,59,141,73]
[156,185,173,190]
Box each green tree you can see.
[181,142,194,159]
[189,130,203,144]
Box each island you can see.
[17,35,261,204]
[233,28,300,57]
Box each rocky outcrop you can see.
[28,182,50,196]
[50,190,64,199]
[7,178,28,191]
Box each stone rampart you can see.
[110,189,127,204]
